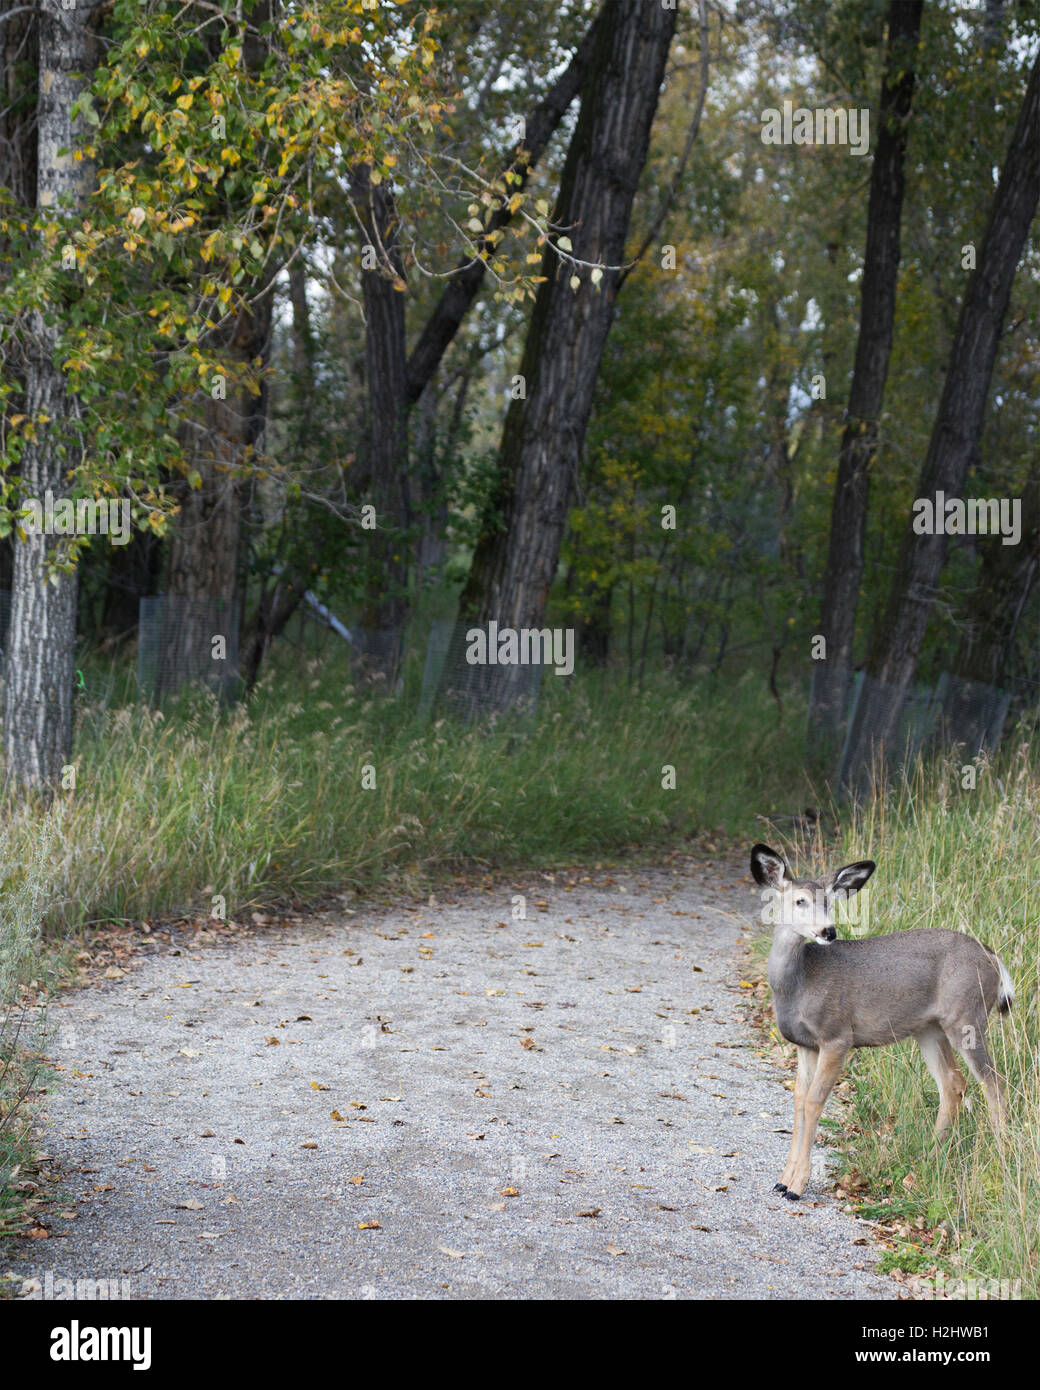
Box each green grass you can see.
[0,820,59,1237]
[2,651,810,936]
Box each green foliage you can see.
[1,0,446,557]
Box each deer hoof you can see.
[773,1183,788,1193]
[783,1189,802,1201]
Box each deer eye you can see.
[796,897,810,908]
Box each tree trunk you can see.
[579,584,614,668]
[809,0,923,751]
[241,260,314,691]
[154,1,276,702]
[156,292,271,702]
[941,470,1039,750]
[842,48,1040,785]
[353,170,410,687]
[243,564,309,693]
[442,0,676,712]
[4,0,101,793]
[952,471,1039,686]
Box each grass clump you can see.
[1,654,809,935]
[0,820,57,1237]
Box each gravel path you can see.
[10,856,895,1299]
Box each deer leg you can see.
[777,1046,817,1191]
[948,1021,1006,1132]
[784,1044,846,1200]
[917,1026,966,1135]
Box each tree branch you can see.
[405,4,605,404]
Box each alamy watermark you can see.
[18,490,131,545]
[912,491,1021,546]
[758,884,872,935]
[760,101,869,156]
[20,1269,132,1300]
[917,1268,1021,1301]
[465,621,575,677]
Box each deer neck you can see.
[767,924,811,1001]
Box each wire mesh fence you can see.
[138,595,241,702]
[829,667,1020,795]
[352,625,405,690]
[418,620,543,722]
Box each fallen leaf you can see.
[358,1220,381,1231]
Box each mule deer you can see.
[750,843,1013,1201]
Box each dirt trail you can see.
[10,857,894,1299]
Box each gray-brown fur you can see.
[750,843,1012,1201]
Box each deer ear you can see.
[829,860,875,896]
[750,844,790,889]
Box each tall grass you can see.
[2,654,808,935]
[0,819,58,1233]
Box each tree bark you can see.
[288,259,315,397]
[578,583,614,667]
[240,260,315,691]
[842,48,1040,783]
[353,169,410,686]
[951,471,1039,687]
[156,293,271,701]
[442,0,676,712]
[242,563,308,693]
[809,0,923,749]
[4,0,101,793]
[154,1,276,701]
[343,8,602,689]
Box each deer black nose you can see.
[820,927,837,942]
